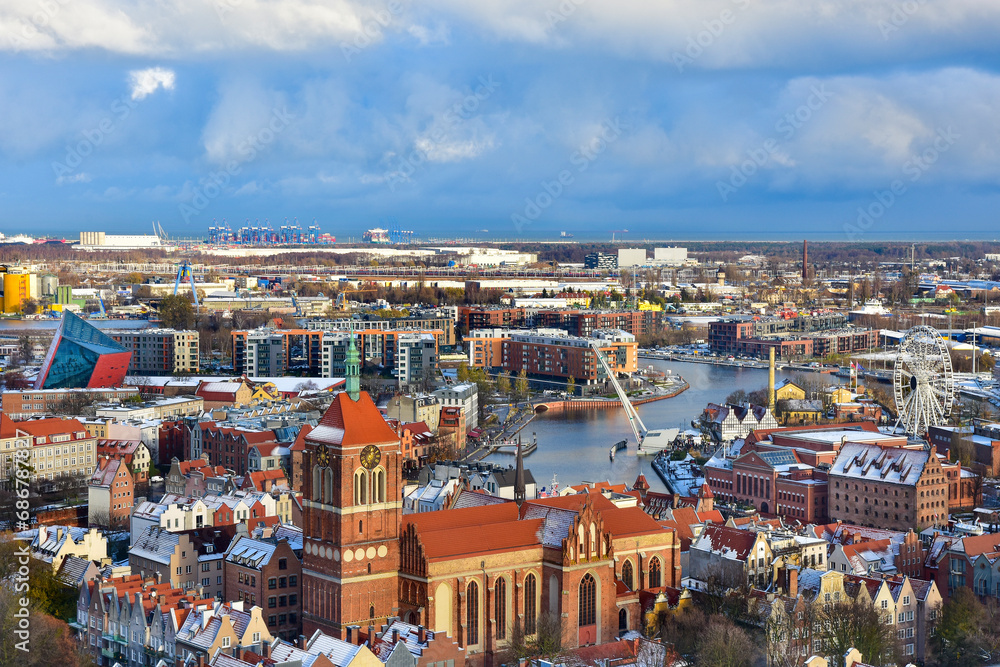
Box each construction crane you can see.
[610,229,629,243]
[332,286,376,315]
[173,261,199,306]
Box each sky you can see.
[1,0,1000,242]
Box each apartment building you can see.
[465,328,638,384]
[241,330,288,376]
[128,525,238,599]
[305,314,457,346]
[1,387,139,419]
[109,329,200,374]
[319,328,442,379]
[397,333,438,386]
[0,415,98,484]
[95,395,204,421]
[431,382,479,430]
[224,535,302,641]
[88,458,134,528]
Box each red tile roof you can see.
[307,391,400,447]
[601,506,669,539]
[288,423,313,451]
[404,503,518,532]
[419,518,544,560]
[960,532,1000,558]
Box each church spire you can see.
[514,438,526,510]
[346,323,361,401]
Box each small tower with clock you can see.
[301,333,401,638]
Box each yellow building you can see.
[3,272,31,313]
[775,380,806,402]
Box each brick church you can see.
[301,334,680,663]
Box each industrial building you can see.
[617,248,647,267]
[77,231,163,249]
[584,252,617,270]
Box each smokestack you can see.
[768,347,776,412]
[802,239,808,285]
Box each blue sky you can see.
[1,0,1000,242]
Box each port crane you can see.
[610,229,629,242]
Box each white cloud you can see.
[55,172,92,185]
[0,0,998,66]
[129,68,176,101]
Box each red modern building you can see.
[35,311,132,389]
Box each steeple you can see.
[345,324,361,401]
[514,438,526,509]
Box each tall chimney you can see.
[802,240,808,285]
[768,347,776,412]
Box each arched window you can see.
[373,467,386,503]
[370,604,375,619]
[621,560,634,591]
[589,523,596,554]
[577,524,585,553]
[467,581,479,645]
[579,574,596,627]
[649,557,662,588]
[495,578,507,640]
[524,574,537,635]
[354,469,367,505]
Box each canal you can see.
[483,360,846,494]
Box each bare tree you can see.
[696,615,758,667]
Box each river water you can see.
[484,360,844,494]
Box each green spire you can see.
[346,325,360,401]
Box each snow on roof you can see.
[829,443,928,486]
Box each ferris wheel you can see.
[893,325,955,436]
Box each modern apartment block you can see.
[304,314,456,346]
[397,333,438,386]
[319,328,442,379]
[465,328,637,384]
[109,329,199,375]
[232,329,323,375]
[241,330,288,376]
[431,382,479,430]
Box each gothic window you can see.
[621,560,634,591]
[649,557,662,588]
[524,574,537,635]
[354,469,367,505]
[467,581,479,645]
[579,574,596,627]
[495,578,507,640]
[372,467,386,503]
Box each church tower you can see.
[301,351,401,638]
